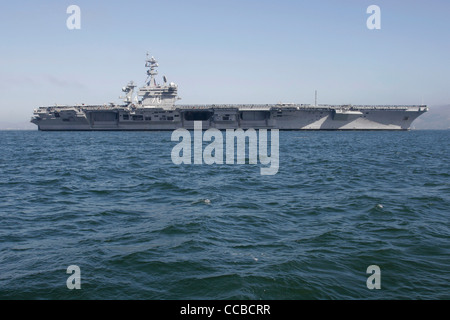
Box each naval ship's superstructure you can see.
[31,55,428,131]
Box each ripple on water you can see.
[0,130,449,299]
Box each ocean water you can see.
[0,130,448,300]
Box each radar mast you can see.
[145,53,159,87]
[137,53,179,108]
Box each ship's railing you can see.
[343,105,426,109]
[176,104,275,109]
[40,103,426,111]
[176,104,425,110]
[42,104,130,111]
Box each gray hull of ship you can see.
[32,105,426,131]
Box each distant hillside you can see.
[412,105,450,130]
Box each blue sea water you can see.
[0,130,449,300]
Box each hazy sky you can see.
[0,0,449,124]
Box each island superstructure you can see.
[31,54,428,131]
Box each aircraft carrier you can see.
[31,54,428,131]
